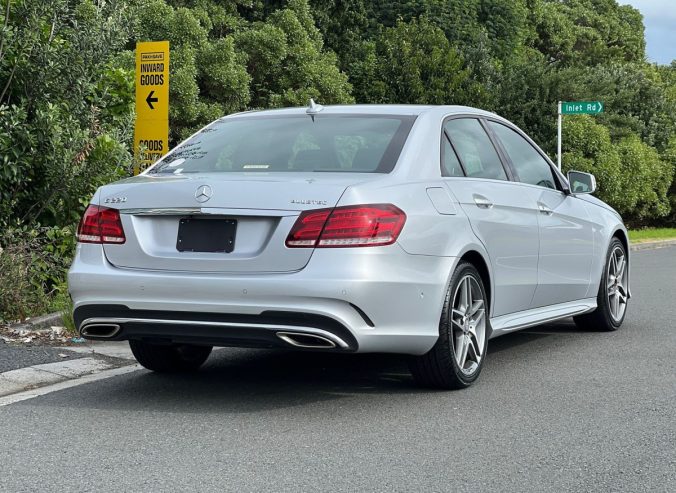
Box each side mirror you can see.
[567,171,596,195]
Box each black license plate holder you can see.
[176,217,236,253]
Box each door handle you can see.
[473,194,493,209]
[537,202,553,215]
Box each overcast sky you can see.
[619,0,675,64]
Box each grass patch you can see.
[628,228,676,243]
[49,283,77,335]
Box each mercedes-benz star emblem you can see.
[194,185,213,203]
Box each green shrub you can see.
[0,226,75,324]
[349,18,468,105]
[0,0,135,230]
[50,281,76,335]
[563,116,673,226]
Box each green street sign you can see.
[561,101,604,115]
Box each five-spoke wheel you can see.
[574,237,628,331]
[410,261,489,389]
[451,275,486,376]
[607,245,628,322]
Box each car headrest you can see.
[352,147,383,171]
[293,149,326,171]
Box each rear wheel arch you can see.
[612,228,629,255]
[459,250,492,318]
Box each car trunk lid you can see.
[100,173,373,273]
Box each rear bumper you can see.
[74,306,360,351]
[68,244,456,355]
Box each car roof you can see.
[225,104,500,119]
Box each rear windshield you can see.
[148,114,416,174]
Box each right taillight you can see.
[286,204,406,248]
[76,205,126,244]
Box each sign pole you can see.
[557,101,562,171]
[557,101,604,172]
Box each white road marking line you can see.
[0,364,142,407]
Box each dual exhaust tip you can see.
[275,332,337,349]
[80,324,341,350]
[80,323,121,339]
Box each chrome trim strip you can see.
[119,208,201,216]
[489,299,597,338]
[79,317,350,348]
[118,207,295,217]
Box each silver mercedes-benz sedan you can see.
[68,103,630,389]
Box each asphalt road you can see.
[0,343,86,373]
[1,247,674,492]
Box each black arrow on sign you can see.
[145,90,159,110]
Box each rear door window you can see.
[488,122,558,190]
[441,134,465,177]
[444,119,508,181]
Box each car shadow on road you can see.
[39,319,593,414]
[48,349,426,414]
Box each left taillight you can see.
[76,205,126,244]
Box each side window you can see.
[441,134,464,177]
[444,119,508,181]
[488,122,557,190]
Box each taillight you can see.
[286,204,406,248]
[76,205,126,244]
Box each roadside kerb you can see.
[7,312,63,333]
[630,239,676,251]
[0,357,133,397]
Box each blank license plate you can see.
[176,217,236,253]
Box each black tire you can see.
[574,237,627,331]
[409,261,490,389]
[129,340,213,372]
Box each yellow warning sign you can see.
[134,41,169,174]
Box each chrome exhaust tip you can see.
[276,332,337,349]
[80,323,121,339]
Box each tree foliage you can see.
[0,0,673,229]
[235,0,353,110]
[562,116,673,221]
[0,0,134,229]
[350,18,469,105]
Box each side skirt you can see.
[489,298,597,338]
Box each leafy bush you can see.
[0,0,135,229]
[616,135,673,221]
[349,18,469,105]
[0,226,74,323]
[660,137,676,226]
[0,235,50,323]
[563,116,674,225]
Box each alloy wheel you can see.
[450,275,486,375]
[607,246,628,322]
